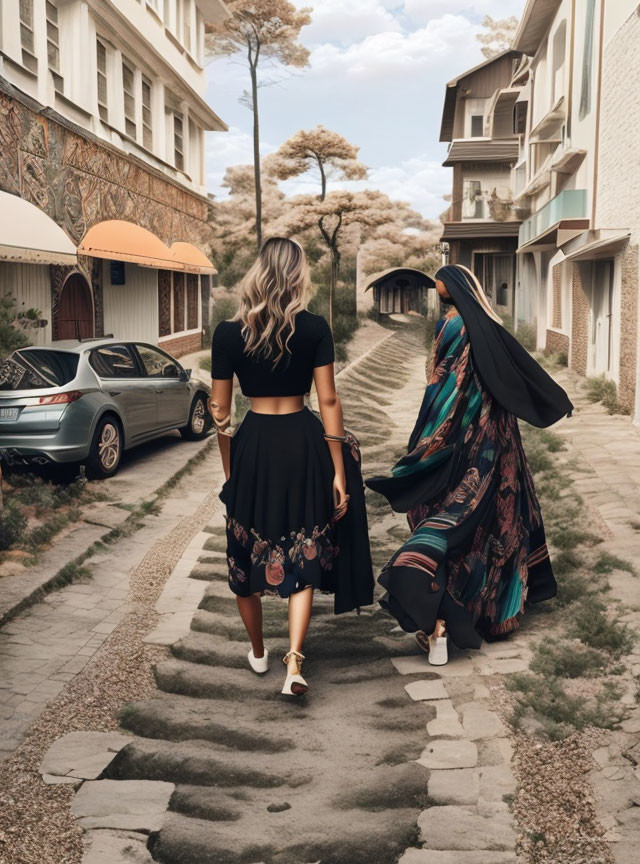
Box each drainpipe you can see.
[591,0,605,228]
[566,0,575,141]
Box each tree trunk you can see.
[329,247,338,330]
[250,62,262,249]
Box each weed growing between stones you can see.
[504,423,637,741]
[585,374,631,415]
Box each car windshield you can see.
[0,350,79,391]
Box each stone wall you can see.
[571,263,590,376]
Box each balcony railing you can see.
[519,188,587,246]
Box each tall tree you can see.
[206,2,312,248]
[276,190,414,327]
[476,15,519,59]
[268,125,368,200]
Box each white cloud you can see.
[403,0,525,26]
[294,0,401,46]
[308,14,478,80]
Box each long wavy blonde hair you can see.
[456,264,503,324]
[234,236,311,366]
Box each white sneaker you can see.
[248,647,269,674]
[428,635,448,666]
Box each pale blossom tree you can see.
[476,15,519,59]
[206,1,312,248]
[267,126,368,200]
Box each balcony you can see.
[519,189,588,249]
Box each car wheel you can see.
[180,393,211,441]
[87,415,122,478]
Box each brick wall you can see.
[545,330,570,357]
[598,10,640,416]
[618,244,639,412]
[159,332,203,359]
[571,263,590,376]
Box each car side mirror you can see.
[162,364,180,378]
[183,368,192,380]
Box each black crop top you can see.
[211,310,335,396]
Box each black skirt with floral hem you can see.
[221,408,338,599]
[220,407,374,612]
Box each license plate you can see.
[0,408,19,421]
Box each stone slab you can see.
[417,805,516,851]
[426,699,465,738]
[418,739,478,770]
[40,731,131,780]
[72,779,174,832]
[81,828,154,864]
[405,679,449,701]
[428,768,479,805]
[461,703,508,740]
[392,655,477,678]
[477,764,516,802]
[399,851,517,864]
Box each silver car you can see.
[0,339,212,478]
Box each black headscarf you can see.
[435,265,573,428]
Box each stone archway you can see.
[54,272,94,340]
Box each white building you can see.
[513,0,640,419]
[0,0,229,356]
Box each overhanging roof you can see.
[513,0,563,55]
[443,138,519,166]
[441,222,521,240]
[170,241,216,274]
[561,230,630,261]
[440,50,521,142]
[363,267,435,292]
[0,191,77,266]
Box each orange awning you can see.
[78,220,180,270]
[169,241,216,275]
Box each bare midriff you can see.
[249,395,305,415]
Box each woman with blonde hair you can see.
[367,264,572,665]
[210,236,373,695]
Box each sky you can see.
[204,0,526,220]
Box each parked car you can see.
[0,338,212,478]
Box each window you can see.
[0,350,78,391]
[183,0,192,53]
[579,0,596,120]
[46,2,60,72]
[173,273,185,331]
[19,0,36,72]
[470,115,484,137]
[122,59,137,139]
[174,112,184,171]
[142,77,153,150]
[97,39,108,122]
[463,180,484,219]
[136,344,180,378]
[90,345,140,378]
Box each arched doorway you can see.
[56,273,94,340]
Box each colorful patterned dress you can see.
[376,309,556,647]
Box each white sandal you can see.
[428,633,448,666]
[248,646,269,674]
[281,650,308,695]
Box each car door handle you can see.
[109,390,121,397]
[156,389,164,395]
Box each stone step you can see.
[149,803,423,864]
[171,631,248,668]
[202,536,226,553]
[119,694,294,753]
[188,562,227,582]
[102,737,296,789]
[197,590,238,616]
[154,658,278,702]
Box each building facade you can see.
[513,0,640,420]
[0,0,228,356]
[439,50,523,318]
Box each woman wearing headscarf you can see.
[366,264,573,665]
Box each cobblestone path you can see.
[36,324,532,864]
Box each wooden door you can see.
[56,273,94,340]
